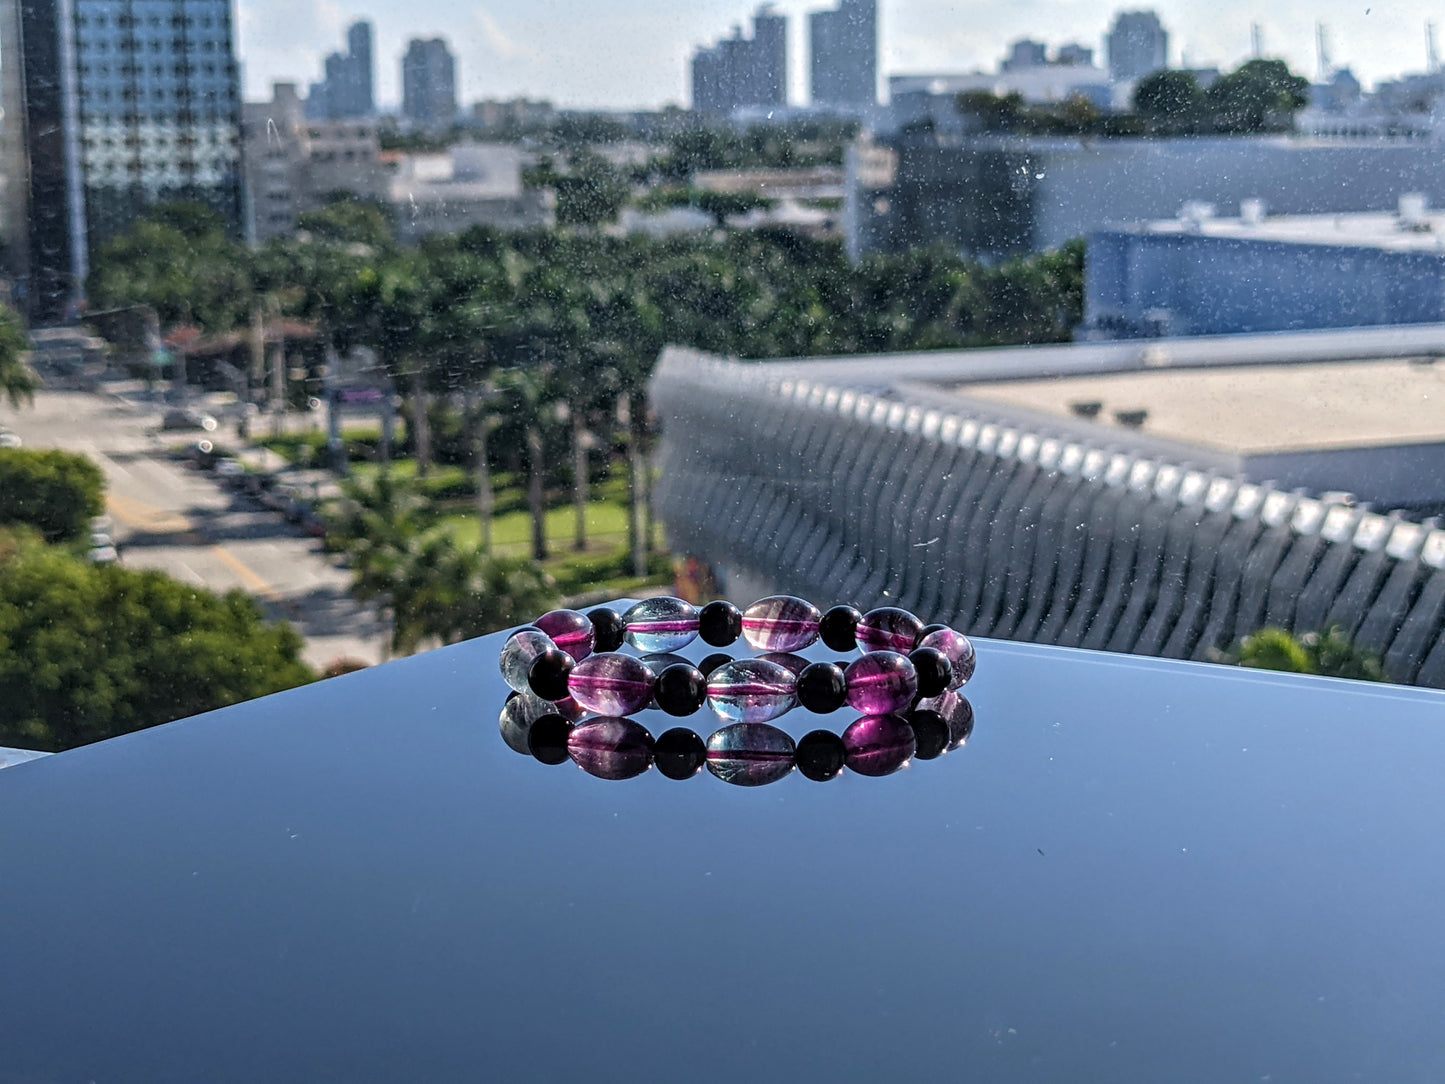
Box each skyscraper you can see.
[1,0,244,322]
[401,38,457,128]
[1106,10,1169,83]
[691,5,788,117]
[810,0,877,111]
[309,20,374,119]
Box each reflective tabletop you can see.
[2,610,1444,1082]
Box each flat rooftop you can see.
[957,358,1445,455]
[1121,211,1445,254]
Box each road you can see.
[1,389,387,671]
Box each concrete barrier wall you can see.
[651,350,1445,688]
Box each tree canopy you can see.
[0,303,37,408]
[0,448,105,543]
[0,529,316,751]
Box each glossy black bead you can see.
[796,730,847,782]
[655,664,707,716]
[698,652,735,677]
[909,709,950,761]
[587,607,627,653]
[797,662,848,714]
[654,727,707,780]
[819,605,862,651]
[527,648,574,701]
[698,600,744,646]
[909,647,953,699]
[921,624,951,638]
[527,715,573,765]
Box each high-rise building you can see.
[1106,10,1169,84]
[309,20,374,120]
[1,0,244,322]
[401,38,457,128]
[691,5,788,117]
[809,0,877,111]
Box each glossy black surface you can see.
[2,609,1444,1082]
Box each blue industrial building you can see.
[1085,205,1445,337]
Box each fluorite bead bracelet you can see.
[500,688,976,787]
[499,597,976,725]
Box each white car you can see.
[0,431,21,448]
[89,545,119,565]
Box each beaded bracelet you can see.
[499,597,976,724]
[500,689,976,787]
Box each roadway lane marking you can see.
[105,492,283,603]
[106,493,196,536]
[208,544,282,602]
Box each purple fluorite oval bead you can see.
[843,715,917,777]
[706,723,796,787]
[919,628,976,689]
[741,595,823,652]
[567,652,656,716]
[918,690,975,751]
[844,651,919,715]
[856,607,925,654]
[535,609,596,662]
[759,651,810,678]
[706,658,798,723]
[499,627,555,694]
[623,597,700,653]
[568,717,655,780]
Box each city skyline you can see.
[237,0,1445,111]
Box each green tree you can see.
[0,530,315,751]
[0,448,105,543]
[296,197,395,248]
[329,469,425,656]
[0,304,37,408]
[553,152,630,228]
[1206,59,1311,133]
[1231,625,1387,682]
[1133,70,1205,132]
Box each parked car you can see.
[161,409,217,432]
[214,458,245,485]
[0,430,21,448]
[88,545,118,565]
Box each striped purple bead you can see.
[844,651,918,716]
[706,658,798,724]
[623,597,700,653]
[843,715,917,777]
[567,652,656,716]
[741,595,823,652]
[919,628,976,689]
[535,609,596,662]
[706,723,796,787]
[568,717,655,781]
[856,607,925,654]
[499,627,555,694]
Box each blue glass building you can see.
[5,0,243,321]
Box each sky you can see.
[236,0,1445,111]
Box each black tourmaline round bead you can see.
[921,624,951,638]
[819,605,862,652]
[698,653,735,677]
[587,607,627,653]
[654,727,707,780]
[797,662,848,714]
[655,663,707,716]
[909,710,950,761]
[527,648,574,701]
[698,600,744,647]
[796,730,847,782]
[909,647,953,699]
[527,715,574,765]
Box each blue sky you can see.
[236,0,1445,110]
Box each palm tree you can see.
[495,366,556,563]
[329,470,425,658]
[0,305,37,409]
